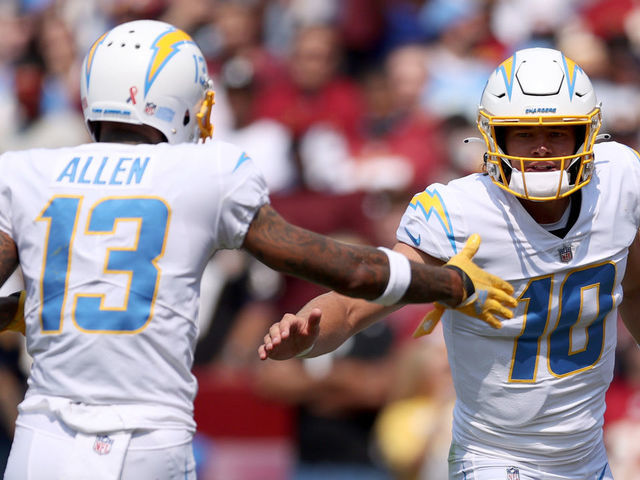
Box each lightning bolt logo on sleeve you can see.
[406,188,457,254]
[233,152,251,172]
[146,28,195,97]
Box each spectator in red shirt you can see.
[256,23,364,142]
[299,44,448,196]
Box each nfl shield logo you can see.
[93,435,114,455]
[506,466,520,480]
[558,244,573,263]
[145,102,157,116]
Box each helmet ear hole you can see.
[183,110,190,126]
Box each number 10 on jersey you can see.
[509,262,615,381]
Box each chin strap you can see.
[196,90,215,141]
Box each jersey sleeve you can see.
[215,141,270,249]
[396,183,468,261]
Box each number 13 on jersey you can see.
[36,195,170,334]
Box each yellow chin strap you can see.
[196,90,215,141]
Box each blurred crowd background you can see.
[1,0,640,479]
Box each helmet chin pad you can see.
[508,170,571,201]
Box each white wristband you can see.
[372,247,412,306]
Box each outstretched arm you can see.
[258,294,395,361]
[258,233,516,360]
[258,242,435,360]
[244,204,465,306]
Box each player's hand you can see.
[258,308,322,360]
[413,234,517,337]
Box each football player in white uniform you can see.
[260,47,640,479]
[0,20,515,480]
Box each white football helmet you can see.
[477,47,602,201]
[81,20,215,144]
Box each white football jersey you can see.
[397,141,640,466]
[0,140,269,431]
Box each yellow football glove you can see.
[3,291,26,335]
[413,234,517,338]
